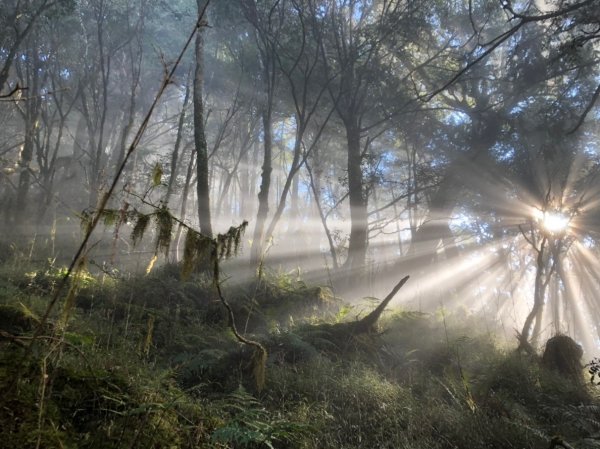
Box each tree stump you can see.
[541,335,584,383]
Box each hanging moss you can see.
[155,207,173,256]
[181,229,211,280]
[152,162,163,187]
[131,213,151,246]
[100,209,120,227]
[80,209,93,234]
[218,223,247,260]
[181,221,248,279]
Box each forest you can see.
[1,0,600,447]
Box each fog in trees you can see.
[2,0,600,446]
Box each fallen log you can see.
[299,275,411,349]
[349,275,410,334]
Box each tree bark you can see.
[194,0,212,238]
[250,108,273,264]
[344,122,368,270]
[305,153,339,269]
[520,236,549,349]
[167,71,192,203]
[264,132,303,241]
[15,41,42,224]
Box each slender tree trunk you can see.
[305,156,338,269]
[174,151,195,261]
[194,0,212,238]
[239,137,250,218]
[114,72,138,174]
[217,147,248,217]
[264,132,303,241]
[16,122,36,224]
[89,9,111,208]
[520,237,548,349]
[250,109,273,264]
[166,71,192,203]
[15,43,41,224]
[291,167,299,219]
[37,112,67,224]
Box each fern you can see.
[560,404,600,433]
[211,387,307,448]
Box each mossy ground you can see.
[1,255,599,449]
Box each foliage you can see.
[91,205,247,279]
[1,256,600,449]
[211,387,307,449]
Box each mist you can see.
[1,1,600,447]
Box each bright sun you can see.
[536,210,570,234]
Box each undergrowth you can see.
[1,256,599,449]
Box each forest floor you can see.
[1,249,600,449]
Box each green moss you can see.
[0,303,36,334]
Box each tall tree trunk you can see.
[520,237,548,349]
[89,8,111,209]
[15,43,41,224]
[305,155,339,269]
[37,109,67,225]
[239,136,251,218]
[250,109,273,264]
[344,122,368,270]
[264,132,302,241]
[194,0,212,238]
[174,151,195,261]
[167,71,192,203]
[15,120,36,224]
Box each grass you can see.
[0,254,599,449]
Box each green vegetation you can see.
[1,255,598,449]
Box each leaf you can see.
[152,162,163,187]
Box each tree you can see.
[316,0,430,271]
[263,0,334,245]
[194,0,213,237]
[0,0,73,95]
[240,0,283,265]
